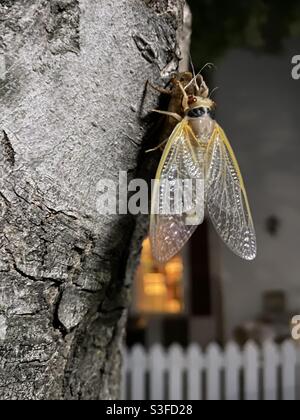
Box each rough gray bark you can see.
[0,0,186,400]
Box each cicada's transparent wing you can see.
[205,124,257,260]
[150,120,205,263]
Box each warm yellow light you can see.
[165,259,183,277]
[134,237,184,314]
[144,273,167,296]
[142,238,152,254]
[167,299,182,313]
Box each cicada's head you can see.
[184,95,217,142]
[184,95,216,120]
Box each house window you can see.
[133,238,184,314]
[128,222,218,347]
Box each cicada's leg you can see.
[151,109,182,122]
[146,138,168,153]
[176,81,189,111]
[146,80,172,96]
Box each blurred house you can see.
[215,37,300,343]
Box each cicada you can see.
[149,72,257,263]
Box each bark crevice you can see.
[0,130,15,167]
[47,0,80,55]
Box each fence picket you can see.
[123,341,298,401]
[281,341,297,401]
[224,342,242,400]
[186,344,203,400]
[263,341,279,400]
[149,345,166,400]
[130,345,147,400]
[206,343,223,400]
[244,341,260,400]
[168,344,185,400]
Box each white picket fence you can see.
[122,341,299,400]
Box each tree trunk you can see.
[0,0,187,400]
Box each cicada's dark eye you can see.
[187,107,205,118]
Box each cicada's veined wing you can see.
[205,124,257,260]
[150,120,205,263]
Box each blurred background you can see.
[127,0,300,348]
[124,0,300,400]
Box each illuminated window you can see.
[133,238,184,314]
